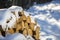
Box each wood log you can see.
[8,28,14,34]
[24,22,29,30]
[28,29,33,36]
[16,24,22,33]
[34,33,39,40]
[13,22,17,28]
[21,21,25,30]
[34,27,40,40]
[22,14,27,21]
[34,19,37,25]
[23,28,27,36]
[17,17,23,23]
[26,16,31,23]
[18,11,24,16]
[29,23,35,31]
[21,10,24,15]
[35,27,40,33]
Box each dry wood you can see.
[22,14,27,21]
[35,27,40,33]
[21,21,25,30]
[35,27,40,40]
[16,24,22,32]
[26,16,31,23]
[29,23,35,31]
[23,28,27,36]
[24,22,29,30]
[28,28,33,36]
[8,28,14,34]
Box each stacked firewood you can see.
[0,10,40,40]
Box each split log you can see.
[26,16,31,23]
[34,27,40,40]
[21,21,25,30]
[28,29,33,36]
[22,14,27,21]
[8,28,15,34]
[23,28,27,36]
[29,23,35,31]
[16,24,22,33]
[24,22,29,30]
[18,10,24,16]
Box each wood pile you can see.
[0,10,40,40]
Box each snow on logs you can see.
[0,10,40,40]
